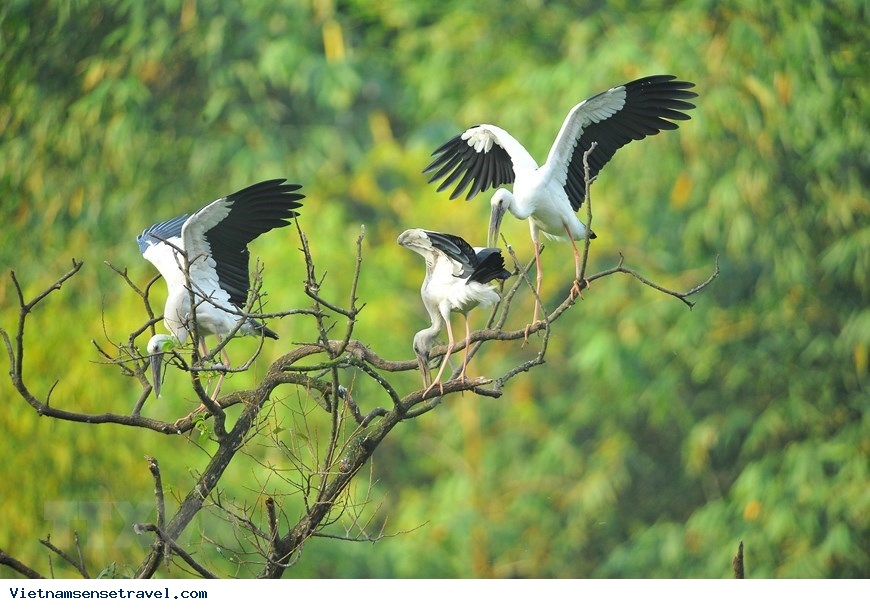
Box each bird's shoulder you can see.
[460,124,511,153]
[137,213,189,254]
[424,230,477,267]
[563,84,628,130]
[184,196,234,238]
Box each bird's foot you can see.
[421,381,445,399]
[522,319,542,346]
[173,404,208,429]
[569,278,590,302]
[456,374,471,392]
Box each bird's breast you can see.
[448,283,500,314]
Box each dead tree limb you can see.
[1,152,719,579]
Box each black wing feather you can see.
[469,248,511,284]
[423,230,477,278]
[204,178,304,307]
[564,75,697,211]
[423,128,516,201]
[423,230,510,284]
[137,213,189,254]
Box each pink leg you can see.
[565,224,588,301]
[424,319,455,397]
[459,314,472,381]
[525,241,544,342]
[209,346,229,400]
[533,240,543,321]
[189,337,228,420]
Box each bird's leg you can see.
[524,241,545,343]
[565,223,590,301]
[459,314,472,381]
[534,240,544,320]
[173,338,211,428]
[208,345,230,401]
[187,337,229,421]
[198,337,215,396]
[424,320,455,397]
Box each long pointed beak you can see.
[416,352,432,389]
[488,203,506,249]
[150,352,165,397]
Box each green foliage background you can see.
[1,0,867,578]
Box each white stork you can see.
[423,74,697,325]
[137,178,304,397]
[398,228,511,396]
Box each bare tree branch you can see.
[133,523,217,579]
[1,151,719,579]
[0,548,45,579]
[732,540,745,579]
[39,533,90,578]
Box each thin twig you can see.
[732,540,745,579]
[266,497,279,545]
[144,456,168,566]
[586,253,720,309]
[39,533,90,578]
[133,523,217,578]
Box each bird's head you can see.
[146,334,181,397]
[397,228,432,255]
[413,329,439,389]
[488,189,515,248]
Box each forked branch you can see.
[1,148,719,579]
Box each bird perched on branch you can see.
[423,74,697,326]
[137,178,304,397]
[398,228,511,396]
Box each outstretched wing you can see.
[183,178,304,307]
[423,124,538,201]
[545,75,697,211]
[423,230,478,278]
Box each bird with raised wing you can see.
[423,74,697,326]
[398,228,511,396]
[137,178,304,397]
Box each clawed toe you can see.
[570,278,590,301]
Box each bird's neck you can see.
[420,301,446,332]
[162,289,192,341]
[500,187,533,220]
[413,323,442,356]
